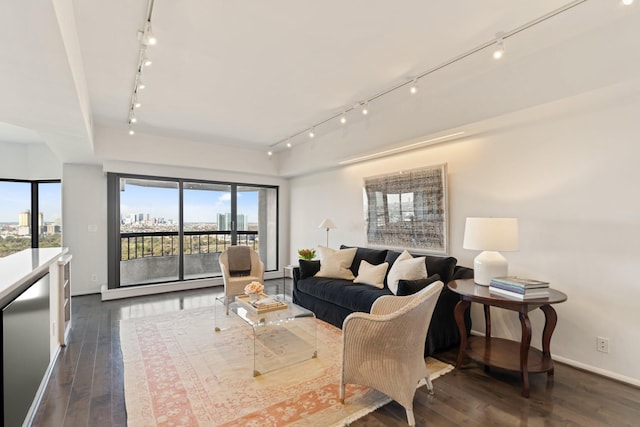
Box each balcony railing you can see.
[120,230,258,261]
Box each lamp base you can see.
[473,251,508,286]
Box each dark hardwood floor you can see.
[32,280,640,426]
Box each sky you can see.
[120,183,259,223]
[0,181,61,223]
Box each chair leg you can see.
[339,381,345,404]
[425,376,434,395]
[405,408,415,426]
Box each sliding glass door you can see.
[109,174,278,288]
[119,178,180,286]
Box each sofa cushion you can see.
[385,250,457,284]
[296,277,392,312]
[397,274,441,296]
[316,246,357,280]
[387,250,428,295]
[353,260,388,289]
[340,245,388,277]
[298,259,321,279]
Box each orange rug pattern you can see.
[120,306,453,426]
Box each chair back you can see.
[225,245,252,276]
[386,282,443,358]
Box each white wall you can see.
[62,164,107,295]
[289,90,640,384]
[0,142,62,180]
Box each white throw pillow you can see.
[315,246,357,280]
[387,250,428,295]
[353,260,389,289]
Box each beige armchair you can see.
[219,246,265,312]
[339,281,444,426]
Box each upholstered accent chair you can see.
[219,246,264,313]
[339,281,444,426]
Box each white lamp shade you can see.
[318,218,337,229]
[463,217,519,251]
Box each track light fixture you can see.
[129,128,135,136]
[622,0,633,5]
[361,101,369,115]
[340,112,347,124]
[410,78,419,94]
[267,150,273,157]
[143,22,157,46]
[286,138,292,148]
[493,32,505,59]
[309,127,316,138]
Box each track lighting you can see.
[622,0,633,5]
[267,150,273,157]
[126,0,157,135]
[410,78,419,94]
[270,1,595,155]
[493,32,505,59]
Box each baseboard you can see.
[101,278,221,301]
[469,329,640,388]
[25,345,61,427]
[100,269,286,301]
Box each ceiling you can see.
[1,1,638,172]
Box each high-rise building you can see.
[217,213,231,231]
[216,213,248,231]
[19,210,30,226]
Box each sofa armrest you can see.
[292,266,301,287]
[450,265,474,281]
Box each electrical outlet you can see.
[597,336,609,353]
[91,274,98,282]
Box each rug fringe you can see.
[329,396,392,427]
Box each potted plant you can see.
[298,248,316,260]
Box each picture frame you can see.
[362,164,448,254]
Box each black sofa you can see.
[292,245,473,356]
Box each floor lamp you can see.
[318,218,336,247]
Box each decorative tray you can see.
[236,293,288,314]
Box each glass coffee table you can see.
[214,295,317,376]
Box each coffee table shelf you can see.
[215,295,317,376]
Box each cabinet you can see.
[57,254,72,346]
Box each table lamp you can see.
[318,218,336,247]
[463,217,519,285]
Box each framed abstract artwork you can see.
[362,164,448,254]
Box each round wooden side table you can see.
[448,278,567,397]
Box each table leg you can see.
[540,304,558,376]
[519,311,532,397]
[454,299,471,368]
[484,305,491,337]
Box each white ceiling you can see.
[1,0,638,171]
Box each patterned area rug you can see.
[120,306,454,426]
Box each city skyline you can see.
[0,181,61,223]
[120,183,260,223]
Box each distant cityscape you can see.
[120,213,257,232]
[0,209,62,238]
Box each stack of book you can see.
[489,276,550,300]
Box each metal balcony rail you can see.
[120,230,258,261]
